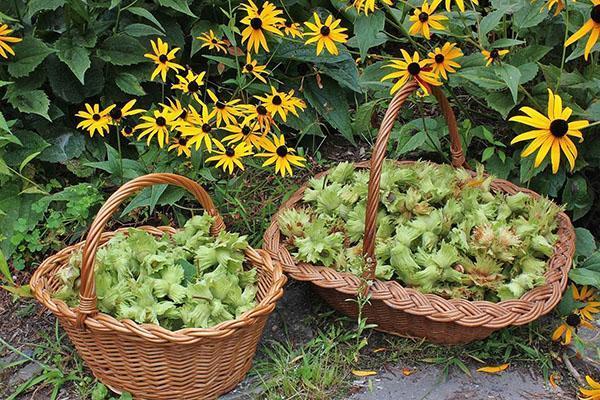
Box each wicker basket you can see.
[263,81,575,344]
[30,173,286,399]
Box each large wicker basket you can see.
[263,81,575,344]
[30,173,286,399]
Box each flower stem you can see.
[556,0,569,92]
[115,122,124,184]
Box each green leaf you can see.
[479,9,505,37]
[122,23,166,37]
[581,253,600,272]
[485,90,517,118]
[482,147,495,162]
[353,11,386,61]
[96,34,147,66]
[19,152,41,173]
[158,0,197,17]
[203,55,237,68]
[7,36,56,78]
[353,100,379,138]
[38,130,86,163]
[27,0,65,16]
[509,45,551,65]
[319,59,362,93]
[115,73,146,96]
[513,0,548,31]
[456,67,505,90]
[55,37,91,84]
[273,41,353,64]
[127,7,165,31]
[303,77,355,144]
[190,20,215,56]
[562,175,592,221]
[569,268,600,289]
[575,228,597,259]
[490,39,525,48]
[0,249,14,285]
[494,64,521,103]
[4,87,51,120]
[517,63,538,84]
[0,112,10,134]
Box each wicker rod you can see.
[77,173,226,328]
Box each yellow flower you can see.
[256,134,305,177]
[223,122,266,149]
[277,20,303,38]
[304,13,348,56]
[509,89,589,174]
[543,0,565,16]
[408,0,448,40]
[352,0,394,14]
[179,103,217,152]
[121,125,137,138]
[241,103,274,133]
[481,48,509,66]
[425,42,462,80]
[573,284,597,303]
[552,313,592,345]
[172,70,206,103]
[254,87,306,122]
[206,140,253,174]
[444,0,478,12]
[240,0,285,53]
[76,103,115,137]
[161,99,195,129]
[564,0,600,61]
[0,24,22,59]
[207,89,243,127]
[381,49,442,95]
[144,38,185,82]
[136,109,173,148]
[242,53,270,83]
[197,30,229,53]
[168,135,192,158]
[580,375,600,400]
[108,99,145,125]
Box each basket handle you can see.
[362,82,466,279]
[76,173,225,328]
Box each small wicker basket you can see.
[30,173,286,399]
[263,81,575,344]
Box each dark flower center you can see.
[156,116,167,127]
[549,119,568,138]
[257,105,268,115]
[159,54,168,63]
[216,101,226,110]
[245,63,254,72]
[211,38,218,44]
[109,108,122,120]
[419,12,429,22]
[242,126,251,135]
[490,49,500,59]
[92,113,101,121]
[276,145,288,157]
[202,123,212,133]
[178,110,188,120]
[225,147,235,157]
[285,21,293,28]
[251,17,263,30]
[187,81,200,92]
[178,136,188,145]
[407,62,421,75]
[434,54,445,64]
[272,95,283,106]
[566,313,581,327]
[592,5,600,23]
[123,126,133,134]
[320,26,331,36]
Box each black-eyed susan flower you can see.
[197,30,229,53]
[352,0,394,14]
[509,89,590,174]
[381,50,442,95]
[179,103,217,152]
[0,24,22,59]
[121,125,137,138]
[76,103,115,137]
[168,135,192,158]
[425,42,462,80]
[552,313,592,345]
[242,53,269,83]
[172,70,206,103]
[207,89,243,127]
[408,0,447,40]
[444,0,478,12]
[278,20,303,38]
[206,140,253,174]
[304,13,348,56]
[144,38,185,82]
[580,375,600,400]
[136,109,173,148]
[240,0,285,53]
[564,0,600,61]
[223,122,266,149]
[242,103,274,133]
[254,87,306,122]
[161,99,195,129]
[108,99,145,125]
[573,284,597,303]
[481,48,509,66]
[256,134,305,177]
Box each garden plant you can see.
[0,0,599,398]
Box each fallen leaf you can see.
[477,363,509,374]
[352,370,377,377]
[372,348,387,353]
[549,373,560,389]
[402,368,414,376]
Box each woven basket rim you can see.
[263,160,575,329]
[31,225,287,344]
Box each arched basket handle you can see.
[76,173,225,328]
[362,82,467,279]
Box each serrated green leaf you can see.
[353,11,386,61]
[203,55,237,68]
[517,63,538,84]
[8,36,56,78]
[513,0,548,30]
[575,228,597,259]
[19,151,41,173]
[4,87,51,120]
[127,7,165,31]
[486,90,516,118]
[569,268,600,289]
[55,37,91,84]
[494,64,521,103]
[479,9,505,37]
[122,23,166,37]
[27,0,65,16]
[115,73,146,96]
[509,45,551,65]
[39,131,86,163]
[457,67,505,90]
[158,0,197,17]
[96,34,147,66]
[273,41,353,64]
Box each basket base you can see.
[313,285,497,344]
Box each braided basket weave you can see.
[30,174,286,399]
[263,81,575,344]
